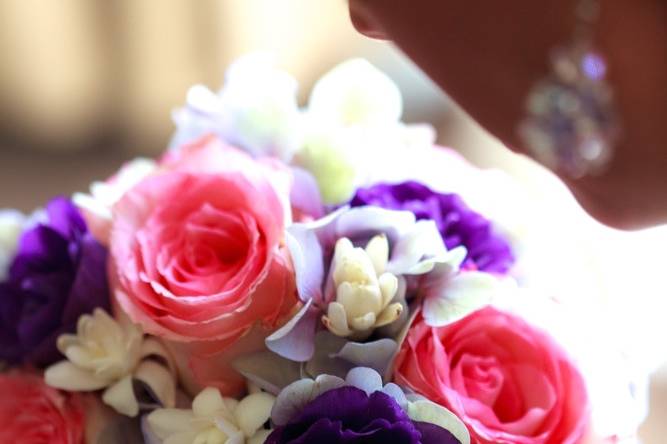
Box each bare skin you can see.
[349,0,667,229]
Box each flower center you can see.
[183,204,252,268]
[459,354,504,407]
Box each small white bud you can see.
[324,235,400,337]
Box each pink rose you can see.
[394,308,590,444]
[110,135,297,394]
[0,372,85,443]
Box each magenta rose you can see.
[0,372,85,443]
[395,308,589,444]
[110,135,297,395]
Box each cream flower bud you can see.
[147,387,275,444]
[323,235,402,339]
[45,309,176,417]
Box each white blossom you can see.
[147,387,275,444]
[45,309,176,417]
[323,235,402,339]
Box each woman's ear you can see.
[348,0,388,40]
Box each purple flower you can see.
[0,197,110,366]
[350,181,514,273]
[267,386,461,444]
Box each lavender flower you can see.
[268,387,451,444]
[267,368,467,444]
[351,181,514,273]
[0,197,110,366]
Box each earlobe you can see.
[348,0,389,40]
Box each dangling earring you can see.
[518,0,620,178]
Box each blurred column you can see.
[114,0,223,154]
[0,0,111,150]
[215,0,371,98]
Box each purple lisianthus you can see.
[351,181,514,273]
[267,386,461,444]
[0,197,110,366]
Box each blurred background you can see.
[1,1,666,441]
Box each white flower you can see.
[323,235,402,339]
[294,125,360,204]
[171,53,303,161]
[0,209,25,281]
[73,157,156,221]
[307,59,402,127]
[295,59,435,204]
[295,59,403,204]
[147,387,275,444]
[45,309,176,417]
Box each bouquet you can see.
[0,55,646,444]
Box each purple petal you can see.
[414,421,463,444]
[266,419,336,444]
[350,181,515,273]
[25,323,72,366]
[0,282,23,361]
[10,226,69,278]
[45,197,86,240]
[266,300,320,362]
[296,388,410,427]
[61,233,110,324]
[270,388,420,444]
[17,275,69,363]
[0,197,110,366]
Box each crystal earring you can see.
[518,0,620,178]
